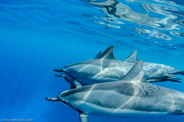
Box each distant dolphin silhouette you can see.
[46,61,184,122]
[54,46,183,88]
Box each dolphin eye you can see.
[96,100,102,106]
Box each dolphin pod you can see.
[45,1,184,121]
[46,61,184,122]
[54,46,183,88]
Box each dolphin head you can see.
[61,46,116,81]
[62,64,80,78]
[62,60,102,83]
[56,87,93,113]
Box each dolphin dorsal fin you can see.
[125,50,138,63]
[97,46,115,59]
[121,61,144,82]
[94,51,102,59]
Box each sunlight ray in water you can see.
[113,72,143,113]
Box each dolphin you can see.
[54,46,183,88]
[46,61,184,122]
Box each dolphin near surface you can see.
[46,61,184,122]
[54,46,183,88]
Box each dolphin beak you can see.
[45,96,74,110]
[45,97,60,102]
[53,69,63,72]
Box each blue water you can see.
[0,0,184,122]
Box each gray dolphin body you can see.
[47,61,184,122]
[54,46,183,88]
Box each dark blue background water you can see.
[0,0,184,122]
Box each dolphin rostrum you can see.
[54,46,183,88]
[46,61,184,122]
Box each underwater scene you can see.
[1,0,184,122]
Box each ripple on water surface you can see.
[82,0,184,40]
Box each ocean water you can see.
[0,0,184,122]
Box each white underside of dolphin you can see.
[71,100,168,116]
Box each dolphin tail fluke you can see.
[147,75,182,83]
[165,74,182,83]
[175,71,184,75]
[79,112,89,122]
[180,71,184,75]
[149,79,182,83]
[167,79,182,83]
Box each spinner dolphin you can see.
[54,46,183,88]
[46,61,184,122]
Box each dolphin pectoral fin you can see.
[55,74,76,89]
[125,50,138,63]
[45,97,60,102]
[74,80,82,88]
[55,74,82,89]
[62,76,78,89]
[79,112,89,122]
[55,74,82,88]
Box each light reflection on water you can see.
[82,0,184,40]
